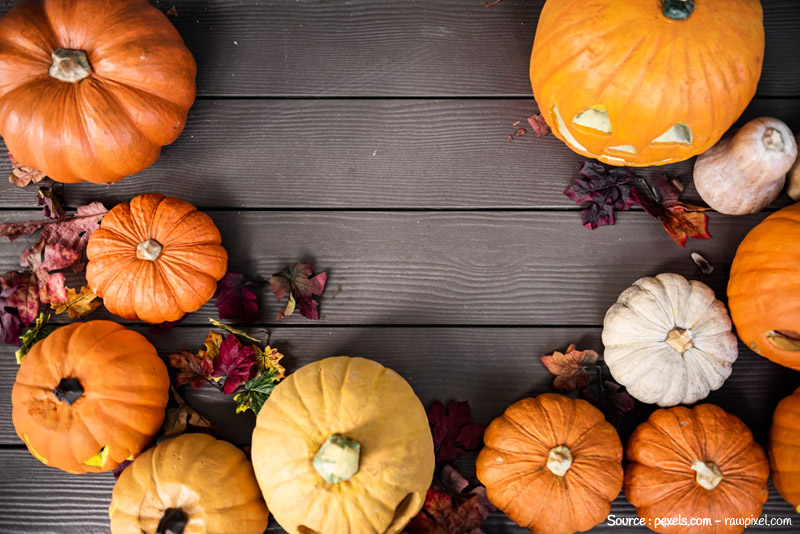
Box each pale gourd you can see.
[788,132,800,201]
[694,117,797,215]
[602,273,738,407]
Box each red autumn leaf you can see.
[112,459,133,479]
[406,489,485,534]
[149,316,186,335]
[564,162,640,229]
[214,273,259,323]
[37,187,64,220]
[440,465,496,521]
[637,174,710,247]
[269,262,327,320]
[428,400,485,463]
[169,350,214,389]
[527,114,551,137]
[582,380,635,426]
[0,277,24,345]
[213,334,257,394]
[8,153,45,188]
[541,343,600,393]
[2,272,39,325]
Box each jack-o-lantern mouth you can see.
[52,377,84,405]
[157,508,188,534]
[766,330,800,352]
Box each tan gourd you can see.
[694,117,797,215]
[788,133,800,201]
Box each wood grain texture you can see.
[0,0,796,98]
[0,98,798,209]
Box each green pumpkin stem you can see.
[156,508,188,534]
[52,378,83,405]
[661,0,695,20]
[313,434,361,483]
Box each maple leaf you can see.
[439,465,496,521]
[637,175,710,247]
[169,350,214,389]
[200,330,224,360]
[406,489,485,534]
[582,380,635,426]
[254,345,286,379]
[214,273,259,323]
[163,387,215,436]
[213,334,257,394]
[428,400,485,463]
[527,114,551,137]
[540,344,600,393]
[51,286,100,319]
[564,162,640,229]
[233,367,281,415]
[8,154,46,187]
[269,262,327,320]
[1,271,38,325]
[37,187,64,220]
[15,312,56,363]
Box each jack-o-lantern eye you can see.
[654,122,694,144]
[573,106,612,133]
[608,145,637,154]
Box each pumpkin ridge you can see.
[637,422,696,467]
[501,405,551,450]
[150,206,203,245]
[567,416,612,453]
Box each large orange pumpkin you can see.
[769,387,800,513]
[530,0,764,166]
[86,193,228,323]
[0,0,196,184]
[476,394,623,534]
[110,433,270,534]
[728,202,800,369]
[625,404,769,534]
[12,321,169,474]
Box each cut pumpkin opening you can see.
[608,145,638,154]
[653,122,694,145]
[573,106,612,133]
[766,330,800,352]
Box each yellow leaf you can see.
[255,345,286,379]
[199,331,224,360]
[51,286,101,318]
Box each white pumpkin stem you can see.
[665,327,693,354]
[136,239,163,261]
[692,460,723,490]
[763,128,786,152]
[546,445,572,477]
[49,48,92,83]
[313,434,361,483]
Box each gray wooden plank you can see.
[0,98,798,210]
[0,0,796,98]
[0,210,776,326]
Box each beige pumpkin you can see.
[788,132,800,201]
[602,273,738,407]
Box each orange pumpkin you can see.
[476,394,623,534]
[626,404,769,533]
[0,0,196,184]
[86,193,228,323]
[530,0,764,166]
[769,387,800,513]
[728,202,800,369]
[12,321,169,474]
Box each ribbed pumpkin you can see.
[0,0,196,184]
[252,356,435,534]
[626,404,769,533]
[530,0,764,166]
[476,394,623,534]
[86,193,228,323]
[769,387,800,513]
[728,202,800,369]
[109,433,269,534]
[12,321,169,474]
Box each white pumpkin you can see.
[602,273,738,407]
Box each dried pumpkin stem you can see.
[313,434,361,483]
[661,0,695,20]
[137,239,163,261]
[49,48,92,83]
[762,128,785,152]
[665,327,693,354]
[157,508,187,534]
[52,377,83,405]
[691,460,722,490]
[546,445,572,477]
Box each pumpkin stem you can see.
[49,48,92,83]
[762,128,786,152]
[665,327,693,354]
[766,330,800,352]
[691,460,722,490]
[546,445,572,477]
[313,434,360,483]
[52,377,83,405]
[156,508,187,534]
[661,0,695,20]
[137,239,163,261]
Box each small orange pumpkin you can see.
[769,387,800,513]
[625,404,769,533]
[86,193,228,323]
[476,394,623,534]
[0,0,196,183]
[12,321,169,474]
[728,202,800,369]
[530,0,764,166]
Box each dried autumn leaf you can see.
[428,400,485,463]
[691,252,714,275]
[163,388,215,436]
[254,345,286,379]
[169,350,214,390]
[582,380,635,426]
[406,489,485,534]
[564,162,640,229]
[440,465,496,521]
[527,113,551,137]
[208,317,264,344]
[269,262,327,320]
[1,271,38,325]
[15,313,56,363]
[214,272,259,323]
[540,343,600,393]
[51,286,100,318]
[200,330,224,360]
[8,153,45,187]
[36,187,64,220]
[166,5,178,17]
[213,334,257,394]
[637,175,710,247]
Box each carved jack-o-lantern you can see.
[530,0,765,167]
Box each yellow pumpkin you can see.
[251,356,435,534]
